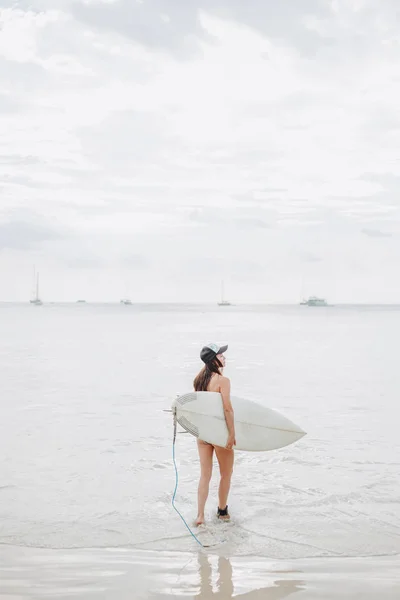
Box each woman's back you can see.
[193,343,235,525]
[207,373,222,393]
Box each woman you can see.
[193,343,236,526]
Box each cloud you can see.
[188,207,272,230]
[0,59,48,93]
[70,0,213,57]
[121,253,149,268]
[1,1,400,301]
[0,93,21,113]
[210,0,333,55]
[299,252,322,263]
[362,228,392,238]
[2,173,66,189]
[68,0,400,60]
[64,255,105,268]
[70,0,332,57]
[0,219,64,251]
[77,109,180,169]
[362,173,400,190]
[0,154,42,165]
[185,256,266,280]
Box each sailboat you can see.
[120,282,132,305]
[218,280,231,306]
[30,269,43,305]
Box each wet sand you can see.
[0,546,399,599]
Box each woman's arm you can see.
[220,376,236,449]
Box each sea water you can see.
[0,303,399,559]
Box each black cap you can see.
[200,342,228,364]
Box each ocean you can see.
[1,302,399,564]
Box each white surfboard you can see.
[172,392,305,451]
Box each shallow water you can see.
[0,303,399,558]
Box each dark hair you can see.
[193,357,223,392]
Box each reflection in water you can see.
[195,553,305,600]
[196,553,233,598]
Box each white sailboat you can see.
[30,269,43,305]
[218,280,231,306]
[120,282,132,305]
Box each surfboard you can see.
[172,392,306,451]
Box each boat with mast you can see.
[30,268,43,305]
[120,282,132,305]
[218,280,231,306]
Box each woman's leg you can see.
[196,440,214,525]
[214,446,234,517]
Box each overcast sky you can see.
[1,0,400,303]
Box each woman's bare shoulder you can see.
[219,375,230,387]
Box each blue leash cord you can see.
[172,411,204,548]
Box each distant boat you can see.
[218,280,232,306]
[76,300,86,303]
[120,298,132,305]
[30,269,42,305]
[300,296,328,307]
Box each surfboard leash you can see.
[171,407,205,548]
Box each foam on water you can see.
[0,303,399,559]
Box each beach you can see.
[1,546,399,599]
[0,303,399,598]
